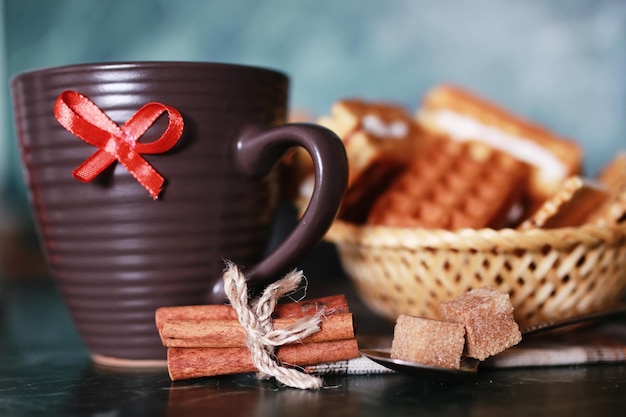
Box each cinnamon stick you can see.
[155,294,349,343]
[157,294,348,325]
[167,339,361,381]
[162,313,354,348]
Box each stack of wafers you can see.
[286,84,626,330]
[293,84,625,231]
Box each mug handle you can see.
[206,123,348,303]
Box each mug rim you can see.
[10,61,288,83]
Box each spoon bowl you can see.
[361,349,479,378]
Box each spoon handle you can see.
[521,305,626,336]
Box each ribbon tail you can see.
[76,152,165,199]
[72,150,116,182]
[119,157,165,200]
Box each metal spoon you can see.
[361,305,626,377]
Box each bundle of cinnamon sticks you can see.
[155,295,360,380]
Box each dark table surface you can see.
[2,243,626,417]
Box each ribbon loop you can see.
[54,90,184,199]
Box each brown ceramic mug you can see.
[10,62,347,366]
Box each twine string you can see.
[222,261,324,389]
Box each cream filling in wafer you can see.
[361,114,408,139]
[427,110,567,182]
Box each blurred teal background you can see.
[1,0,625,274]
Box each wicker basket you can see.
[326,220,626,330]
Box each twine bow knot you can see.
[222,261,325,389]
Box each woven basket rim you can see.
[326,220,626,252]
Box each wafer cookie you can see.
[518,176,610,230]
[416,84,582,208]
[301,99,429,222]
[589,153,626,225]
[367,139,529,230]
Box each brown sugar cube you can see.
[440,288,522,360]
[390,315,466,369]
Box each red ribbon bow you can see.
[54,90,184,199]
